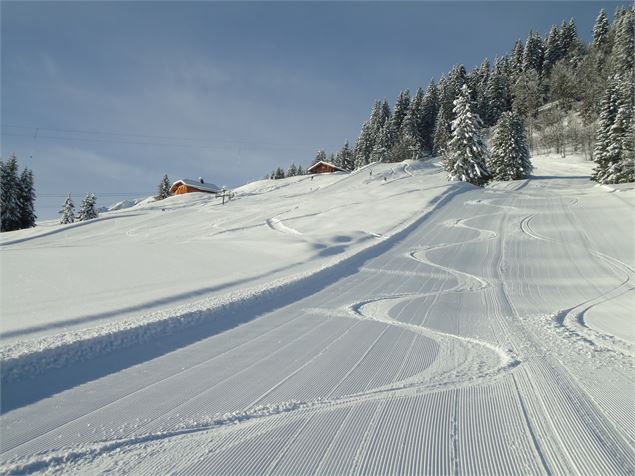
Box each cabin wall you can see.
[310,163,336,174]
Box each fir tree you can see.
[313,149,327,166]
[157,174,171,200]
[274,167,285,179]
[354,121,374,168]
[433,99,452,156]
[371,123,394,163]
[297,165,304,176]
[0,153,21,232]
[390,89,411,138]
[397,88,425,161]
[287,163,298,177]
[543,25,562,74]
[59,194,76,224]
[420,80,440,154]
[474,58,490,121]
[444,85,491,186]
[484,57,512,126]
[511,39,524,79]
[593,9,610,49]
[561,19,578,57]
[488,112,532,181]
[336,141,354,171]
[18,168,36,229]
[592,75,634,183]
[522,31,544,74]
[78,193,98,221]
[611,7,634,77]
[380,100,392,128]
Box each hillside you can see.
[1,154,634,474]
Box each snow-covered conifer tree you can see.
[593,9,610,50]
[444,85,491,186]
[433,101,452,156]
[287,163,298,177]
[371,123,394,163]
[522,31,544,74]
[157,174,171,200]
[59,194,76,224]
[336,141,354,171]
[297,165,304,175]
[274,167,285,180]
[18,168,36,229]
[0,153,21,232]
[312,149,327,167]
[542,25,562,74]
[78,193,99,221]
[354,121,374,169]
[611,7,634,77]
[488,112,532,181]
[390,89,411,138]
[592,75,634,183]
[421,80,440,153]
[511,39,524,79]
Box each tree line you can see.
[277,6,632,185]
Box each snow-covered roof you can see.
[170,179,221,194]
[307,161,346,173]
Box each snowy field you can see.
[1,155,634,474]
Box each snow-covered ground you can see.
[1,155,634,474]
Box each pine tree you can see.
[157,174,171,199]
[474,58,490,121]
[444,85,491,186]
[313,149,327,166]
[0,153,21,232]
[336,141,354,171]
[592,75,634,183]
[397,88,425,161]
[354,121,374,168]
[433,99,452,156]
[380,100,392,128]
[421,80,440,153]
[511,39,524,80]
[390,89,411,138]
[78,193,98,221]
[484,57,512,126]
[593,9,610,50]
[274,167,285,179]
[561,19,578,57]
[18,168,36,229]
[59,194,76,224]
[297,165,304,175]
[287,163,298,177]
[543,25,562,74]
[522,31,544,74]
[611,7,634,77]
[371,123,394,163]
[488,112,532,181]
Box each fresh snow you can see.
[1,156,634,475]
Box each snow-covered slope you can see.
[1,156,634,475]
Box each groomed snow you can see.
[1,156,634,475]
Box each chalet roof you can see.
[306,161,347,173]
[170,179,221,194]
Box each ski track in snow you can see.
[1,158,634,475]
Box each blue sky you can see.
[1,1,626,219]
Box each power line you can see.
[2,125,324,150]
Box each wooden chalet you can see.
[170,178,222,195]
[307,161,347,174]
